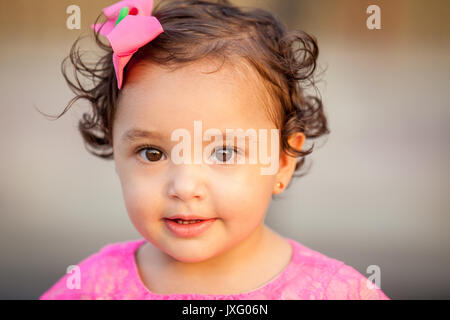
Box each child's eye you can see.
[137,146,166,162]
[210,146,239,164]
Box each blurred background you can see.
[0,0,449,299]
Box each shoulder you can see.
[324,263,390,300]
[281,239,344,296]
[280,239,390,300]
[39,239,145,300]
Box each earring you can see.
[277,182,283,189]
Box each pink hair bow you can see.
[91,0,164,89]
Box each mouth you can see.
[164,215,215,224]
[163,217,217,237]
[166,218,206,225]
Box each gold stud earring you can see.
[277,182,283,189]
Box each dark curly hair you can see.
[50,0,329,181]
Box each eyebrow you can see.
[121,128,260,144]
[121,129,167,143]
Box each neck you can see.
[136,224,291,295]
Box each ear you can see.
[273,132,306,194]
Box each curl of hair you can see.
[50,0,330,181]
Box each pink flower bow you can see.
[91,0,164,89]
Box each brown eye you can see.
[139,148,166,162]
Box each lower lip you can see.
[164,218,217,238]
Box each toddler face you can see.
[112,59,284,263]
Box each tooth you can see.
[173,219,203,224]
[174,219,203,224]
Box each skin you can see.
[112,58,305,294]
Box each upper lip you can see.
[165,215,215,221]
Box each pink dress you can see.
[39,238,390,300]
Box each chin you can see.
[168,248,215,263]
[168,242,225,263]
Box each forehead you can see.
[113,59,276,138]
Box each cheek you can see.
[121,177,168,243]
[119,169,164,223]
[213,166,274,222]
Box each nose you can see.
[167,164,207,202]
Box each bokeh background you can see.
[1,0,449,299]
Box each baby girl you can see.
[40,0,390,300]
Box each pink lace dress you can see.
[39,238,390,300]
